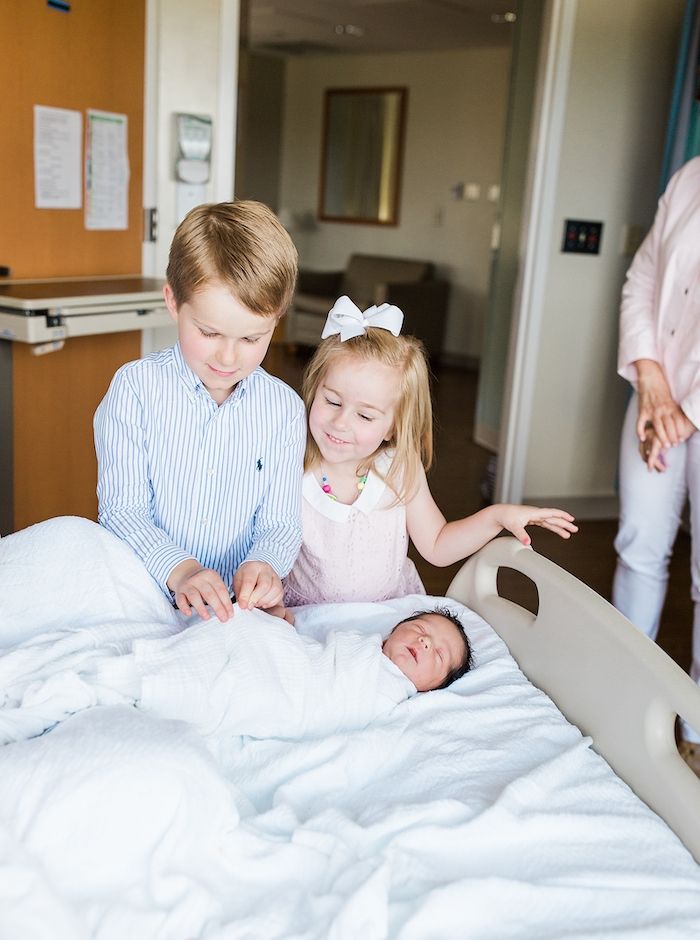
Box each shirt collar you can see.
[172,342,251,405]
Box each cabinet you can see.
[0,277,170,534]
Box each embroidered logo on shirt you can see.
[256,459,263,471]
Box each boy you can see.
[94,201,304,623]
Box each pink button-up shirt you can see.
[618,156,700,429]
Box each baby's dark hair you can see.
[396,605,474,689]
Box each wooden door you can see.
[0,0,146,530]
[0,0,145,278]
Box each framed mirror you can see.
[319,87,407,226]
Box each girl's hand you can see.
[265,604,296,626]
[494,505,578,546]
[167,560,234,623]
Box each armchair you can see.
[286,253,449,358]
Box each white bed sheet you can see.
[1,517,700,939]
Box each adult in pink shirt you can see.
[613,156,700,764]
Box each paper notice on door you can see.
[34,105,82,209]
[85,109,129,230]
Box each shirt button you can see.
[201,518,208,526]
[208,468,215,477]
[671,329,675,336]
[684,288,689,295]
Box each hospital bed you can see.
[448,535,700,866]
[1,516,700,939]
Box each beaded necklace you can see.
[320,469,368,502]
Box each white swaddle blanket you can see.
[134,606,416,738]
[0,603,416,745]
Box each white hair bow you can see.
[321,295,404,342]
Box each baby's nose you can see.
[420,635,430,650]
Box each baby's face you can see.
[383,613,465,692]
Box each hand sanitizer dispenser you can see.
[174,113,213,222]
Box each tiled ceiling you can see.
[244,0,518,55]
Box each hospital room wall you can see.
[511,0,684,515]
[143,0,238,353]
[276,46,512,362]
[152,1,682,517]
[24,1,677,518]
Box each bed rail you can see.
[447,537,700,864]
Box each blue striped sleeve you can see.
[94,363,196,591]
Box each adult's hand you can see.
[634,359,688,447]
[639,430,668,472]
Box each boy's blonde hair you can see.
[302,329,433,502]
[166,200,298,315]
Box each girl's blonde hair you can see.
[302,329,433,502]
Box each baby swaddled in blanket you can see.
[0,606,472,745]
[87,604,473,740]
[0,518,471,745]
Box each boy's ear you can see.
[163,283,179,324]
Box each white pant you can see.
[613,394,700,742]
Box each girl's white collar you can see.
[303,451,393,520]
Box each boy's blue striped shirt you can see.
[94,343,305,596]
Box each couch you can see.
[286,253,450,358]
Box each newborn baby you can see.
[0,605,473,744]
[89,605,474,741]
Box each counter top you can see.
[0,276,170,343]
[0,276,164,312]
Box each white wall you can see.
[278,46,512,360]
[154,0,230,275]
[508,0,683,512]
[145,0,238,351]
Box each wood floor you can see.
[265,344,693,676]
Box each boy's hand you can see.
[233,561,284,610]
[496,505,578,546]
[167,559,234,623]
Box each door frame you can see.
[496,0,578,503]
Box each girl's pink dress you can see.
[284,453,425,606]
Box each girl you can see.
[283,297,577,606]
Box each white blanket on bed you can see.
[0,602,413,743]
[2,517,700,940]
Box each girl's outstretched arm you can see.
[405,468,577,567]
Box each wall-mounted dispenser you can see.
[174,113,213,223]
